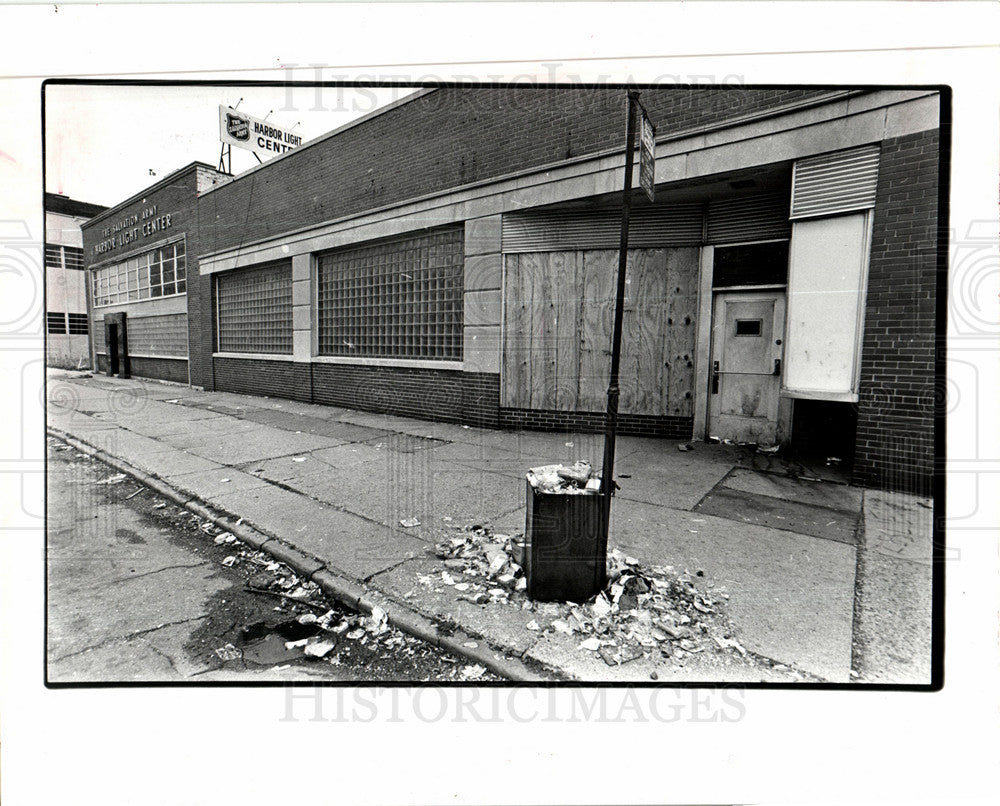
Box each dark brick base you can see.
[96,354,188,384]
[213,357,311,402]
[500,408,693,439]
[212,357,501,428]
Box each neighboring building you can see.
[80,163,229,383]
[45,193,107,368]
[88,88,944,494]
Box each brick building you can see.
[87,88,944,494]
[45,193,106,368]
[80,162,229,383]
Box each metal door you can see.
[709,291,785,445]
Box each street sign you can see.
[639,111,656,203]
[218,106,303,159]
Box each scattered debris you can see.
[757,445,780,455]
[677,443,693,452]
[221,555,237,567]
[527,462,601,495]
[124,487,145,500]
[98,474,127,485]
[215,643,242,662]
[418,521,748,672]
[400,518,421,528]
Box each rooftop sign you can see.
[218,106,303,159]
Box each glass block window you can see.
[46,312,66,334]
[67,313,89,335]
[45,244,85,271]
[92,240,186,306]
[317,226,463,360]
[126,314,187,356]
[216,263,293,354]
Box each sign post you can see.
[639,107,656,203]
[600,90,643,526]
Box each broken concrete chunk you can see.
[304,640,335,658]
[214,643,242,662]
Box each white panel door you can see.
[709,291,786,445]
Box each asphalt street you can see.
[46,436,501,683]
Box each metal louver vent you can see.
[707,191,791,244]
[790,145,880,220]
[501,203,704,252]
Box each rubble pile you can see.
[421,523,747,667]
[424,525,527,605]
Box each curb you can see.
[48,426,558,683]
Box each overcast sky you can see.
[44,84,416,208]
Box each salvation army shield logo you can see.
[226,113,250,141]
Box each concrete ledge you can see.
[259,539,325,577]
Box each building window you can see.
[216,263,293,354]
[67,313,89,335]
[713,241,789,288]
[92,240,186,307]
[46,312,66,334]
[317,226,464,361]
[45,244,84,271]
[64,247,84,271]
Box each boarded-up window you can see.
[783,212,871,398]
[216,263,293,354]
[317,227,464,360]
[503,248,698,416]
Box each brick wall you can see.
[96,354,188,384]
[198,88,830,256]
[212,357,501,427]
[501,408,692,439]
[213,357,312,402]
[853,129,940,494]
[312,363,498,427]
[81,163,228,391]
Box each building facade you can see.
[88,88,943,495]
[80,163,229,383]
[45,193,107,368]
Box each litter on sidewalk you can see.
[526,462,601,495]
[421,523,745,668]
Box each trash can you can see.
[524,478,608,603]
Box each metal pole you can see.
[600,90,639,514]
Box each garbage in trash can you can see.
[524,463,608,603]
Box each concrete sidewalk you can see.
[46,371,932,682]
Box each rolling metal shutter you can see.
[790,145,881,220]
[501,203,704,252]
[707,191,791,244]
